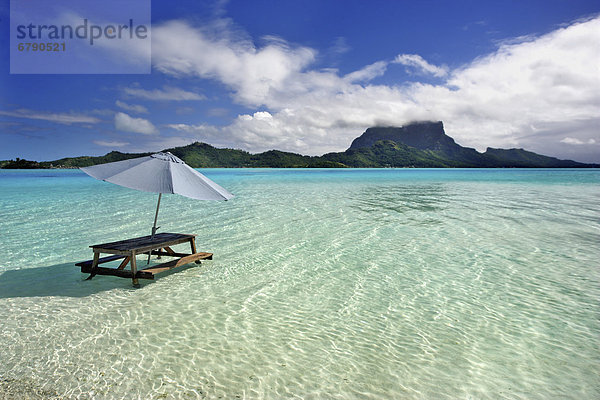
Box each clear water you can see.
[0,168,599,399]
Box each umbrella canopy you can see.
[81,152,233,243]
[80,152,233,201]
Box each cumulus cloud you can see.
[115,100,148,114]
[114,112,158,135]
[124,86,206,101]
[432,17,600,153]
[152,20,316,106]
[393,54,448,77]
[152,16,600,161]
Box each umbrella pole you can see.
[148,193,162,264]
[151,193,162,239]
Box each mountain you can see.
[339,121,593,168]
[2,121,596,168]
[322,140,454,167]
[350,121,456,151]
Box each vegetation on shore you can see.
[2,122,596,169]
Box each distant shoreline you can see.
[2,122,599,169]
[2,164,598,170]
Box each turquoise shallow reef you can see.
[0,168,599,399]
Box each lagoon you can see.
[0,168,599,399]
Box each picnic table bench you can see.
[76,232,212,287]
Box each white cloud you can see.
[124,86,206,101]
[166,123,213,133]
[393,54,448,77]
[152,20,316,106]
[0,108,101,124]
[344,61,388,83]
[115,100,148,114]
[164,123,228,147]
[431,16,600,153]
[560,137,597,145]
[152,16,600,161]
[93,140,129,147]
[114,112,158,135]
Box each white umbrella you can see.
[81,151,233,242]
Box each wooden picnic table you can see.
[76,232,212,286]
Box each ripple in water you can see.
[0,168,599,399]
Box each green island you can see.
[2,122,597,169]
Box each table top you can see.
[90,233,196,253]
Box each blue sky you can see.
[1,0,599,162]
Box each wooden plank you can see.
[142,252,213,275]
[76,254,126,268]
[90,233,196,253]
[117,256,131,270]
[171,252,212,266]
[90,232,192,249]
[86,248,135,257]
[79,265,154,280]
[140,265,179,275]
[150,250,191,258]
[163,247,176,255]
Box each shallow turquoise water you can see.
[0,168,599,399]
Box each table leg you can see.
[131,251,140,288]
[85,252,100,280]
[190,238,202,264]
